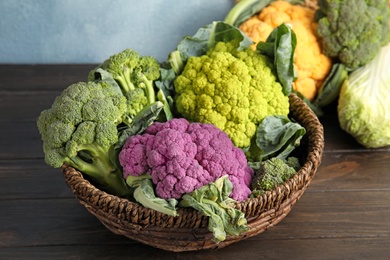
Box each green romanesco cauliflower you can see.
[174,41,290,148]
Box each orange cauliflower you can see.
[239,0,332,100]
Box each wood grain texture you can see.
[1,65,389,259]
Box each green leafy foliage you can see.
[312,63,348,107]
[247,115,305,167]
[167,21,253,76]
[179,176,248,243]
[115,101,164,150]
[257,23,297,95]
[126,175,178,217]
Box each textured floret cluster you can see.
[174,41,290,148]
[239,0,333,100]
[119,118,254,201]
[316,0,390,69]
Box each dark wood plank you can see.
[175,237,390,259]
[0,159,73,199]
[0,122,44,159]
[1,189,389,258]
[0,91,62,123]
[2,237,389,260]
[0,198,122,248]
[0,246,176,260]
[271,190,390,239]
[311,150,390,191]
[0,64,96,91]
[1,190,389,246]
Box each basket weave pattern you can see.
[62,93,324,252]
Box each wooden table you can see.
[1,65,390,259]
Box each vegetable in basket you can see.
[246,115,306,166]
[251,157,301,196]
[88,48,173,122]
[163,21,297,150]
[119,118,254,202]
[119,118,253,241]
[37,48,166,197]
[37,81,134,197]
[174,40,289,149]
[337,42,390,148]
[316,0,390,70]
[180,175,249,243]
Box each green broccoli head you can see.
[250,157,299,192]
[174,41,290,148]
[88,48,161,122]
[37,81,132,197]
[124,88,149,119]
[316,0,390,69]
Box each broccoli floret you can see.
[285,156,301,172]
[88,49,163,123]
[37,81,132,197]
[316,0,390,69]
[250,157,300,194]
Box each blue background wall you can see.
[0,0,234,64]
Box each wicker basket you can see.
[61,93,324,252]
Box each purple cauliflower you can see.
[119,118,254,201]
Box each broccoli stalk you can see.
[114,68,156,104]
[64,144,130,197]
